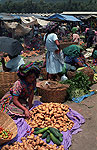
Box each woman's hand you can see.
[24,109,31,118]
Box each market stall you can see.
[0,100,85,150]
[47,13,81,22]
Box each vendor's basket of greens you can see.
[60,72,91,100]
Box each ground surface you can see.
[1,53,97,150]
[65,84,97,150]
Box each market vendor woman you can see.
[0,62,40,118]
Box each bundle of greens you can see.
[60,72,91,99]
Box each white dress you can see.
[44,33,64,74]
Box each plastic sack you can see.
[61,74,68,81]
[72,91,95,103]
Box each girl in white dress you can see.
[44,22,64,80]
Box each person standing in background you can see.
[73,30,80,43]
[44,22,64,81]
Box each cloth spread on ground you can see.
[0,100,85,150]
[72,91,95,103]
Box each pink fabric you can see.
[10,79,35,97]
[95,31,97,35]
[85,28,89,33]
[73,34,80,42]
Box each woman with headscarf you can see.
[44,22,64,81]
[0,62,40,118]
[63,45,89,69]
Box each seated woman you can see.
[64,50,89,69]
[0,62,40,118]
[1,54,25,72]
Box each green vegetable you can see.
[49,132,61,145]
[42,130,49,139]
[60,72,91,100]
[49,127,63,138]
[4,132,8,136]
[70,88,85,98]
[34,127,41,131]
[33,127,48,135]
[59,136,63,142]
[53,128,61,133]
[46,134,51,143]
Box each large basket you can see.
[38,80,69,103]
[79,67,94,82]
[0,72,18,98]
[67,67,94,82]
[60,42,78,50]
[0,111,17,145]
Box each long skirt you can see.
[0,91,29,118]
[46,51,63,74]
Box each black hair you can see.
[17,67,40,80]
[44,24,59,44]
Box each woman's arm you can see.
[55,40,60,50]
[13,96,31,118]
[28,90,34,109]
[55,40,60,54]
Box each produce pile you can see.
[34,127,63,145]
[21,48,43,58]
[0,126,13,140]
[1,135,64,150]
[60,72,91,99]
[26,103,74,132]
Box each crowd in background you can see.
[1,19,97,118]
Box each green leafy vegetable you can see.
[60,72,91,99]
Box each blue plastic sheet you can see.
[72,91,95,103]
[48,14,81,22]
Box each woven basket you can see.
[0,111,17,145]
[60,42,78,50]
[0,72,18,98]
[67,67,94,82]
[79,67,94,82]
[38,80,69,103]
